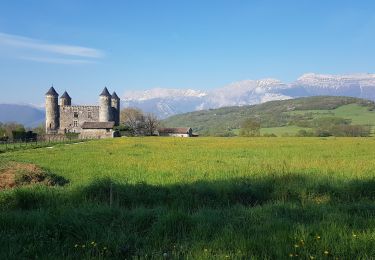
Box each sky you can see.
[1,0,375,104]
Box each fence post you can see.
[109,182,113,208]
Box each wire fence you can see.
[0,136,91,153]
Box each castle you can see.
[45,86,120,138]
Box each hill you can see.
[0,104,45,127]
[162,96,375,136]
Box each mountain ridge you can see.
[123,73,375,118]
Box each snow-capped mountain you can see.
[123,73,375,118]
[283,73,375,100]
[125,88,207,101]
[124,88,207,118]
[203,79,290,108]
[123,80,291,118]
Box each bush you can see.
[65,132,79,139]
[215,131,237,137]
[330,125,371,137]
[296,129,314,137]
[263,133,277,137]
[12,131,37,141]
[0,136,9,142]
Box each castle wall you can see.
[59,106,99,133]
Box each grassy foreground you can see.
[0,137,374,259]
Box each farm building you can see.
[80,121,115,139]
[157,127,193,137]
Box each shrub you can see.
[263,133,277,137]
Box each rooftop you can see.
[100,87,111,97]
[81,121,115,129]
[158,127,192,134]
[112,91,120,100]
[45,87,58,96]
[60,91,71,99]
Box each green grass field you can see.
[287,104,375,125]
[260,126,313,136]
[0,137,374,259]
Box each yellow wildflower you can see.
[324,250,329,255]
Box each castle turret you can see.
[111,92,120,126]
[60,91,71,106]
[99,87,112,122]
[45,86,59,133]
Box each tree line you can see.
[238,116,372,137]
[0,122,44,141]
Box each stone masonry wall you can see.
[79,129,113,139]
[59,105,99,133]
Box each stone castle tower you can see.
[45,86,120,134]
[45,87,59,134]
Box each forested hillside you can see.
[162,96,375,136]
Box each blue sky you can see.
[1,0,375,104]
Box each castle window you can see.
[88,112,92,118]
[73,121,78,127]
[74,112,79,118]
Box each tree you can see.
[32,124,45,136]
[239,118,261,137]
[144,113,159,136]
[0,122,25,139]
[120,108,145,136]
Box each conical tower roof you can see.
[100,87,111,97]
[111,91,120,100]
[60,91,71,99]
[45,86,58,96]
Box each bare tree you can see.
[144,113,159,136]
[120,108,145,136]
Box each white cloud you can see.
[20,56,96,64]
[0,32,104,64]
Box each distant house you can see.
[80,121,115,139]
[157,127,193,137]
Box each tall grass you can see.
[0,137,374,259]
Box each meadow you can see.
[0,137,374,259]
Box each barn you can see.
[157,127,193,137]
[80,122,115,139]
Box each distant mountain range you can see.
[0,104,44,127]
[2,73,375,126]
[124,73,375,118]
